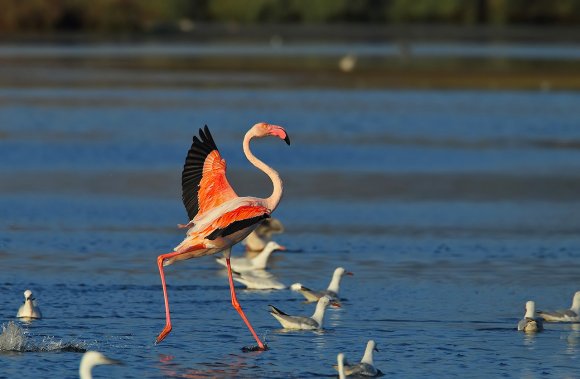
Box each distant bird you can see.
[538,291,580,322]
[333,340,380,377]
[243,218,284,254]
[16,290,42,319]
[291,267,353,304]
[155,123,290,350]
[269,296,333,330]
[339,54,357,73]
[337,352,346,379]
[79,351,122,379]
[517,300,544,333]
[232,270,286,290]
[216,241,284,271]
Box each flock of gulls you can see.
[5,123,580,378]
[11,226,580,377]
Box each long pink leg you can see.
[225,256,266,350]
[155,250,183,344]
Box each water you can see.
[1,45,580,378]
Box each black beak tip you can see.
[284,135,291,145]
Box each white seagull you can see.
[537,291,580,322]
[268,296,333,330]
[517,300,544,333]
[243,218,284,253]
[216,241,284,272]
[291,267,353,303]
[79,351,122,379]
[333,340,381,377]
[232,270,286,290]
[16,290,42,319]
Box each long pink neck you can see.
[243,131,283,211]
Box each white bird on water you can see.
[16,290,42,319]
[333,340,381,377]
[232,270,286,290]
[79,351,122,379]
[537,291,580,322]
[291,267,353,303]
[243,218,284,254]
[269,295,334,330]
[517,300,544,333]
[216,241,284,272]
[337,353,347,379]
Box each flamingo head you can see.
[252,122,290,145]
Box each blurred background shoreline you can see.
[1,0,580,90]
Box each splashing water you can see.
[0,321,26,352]
[0,321,87,353]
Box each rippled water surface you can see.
[1,50,580,378]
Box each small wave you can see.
[0,321,26,351]
[0,321,87,353]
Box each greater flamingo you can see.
[155,123,290,350]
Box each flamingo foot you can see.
[242,344,269,352]
[155,324,172,344]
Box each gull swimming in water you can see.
[79,351,122,379]
[333,340,381,377]
[216,241,284,272]
[269,296,333,330]
[537,291,580,322]
[232,270,286,290]
[291,267,353,303]
[16,290,42,319]
[243,218,284,254]
[336,353,346,379]
[518,300,544,333]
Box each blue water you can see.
[1,68,580,377]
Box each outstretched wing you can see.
[182,126,238,221]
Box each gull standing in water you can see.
[16,290,42,319]
[538,291,580,322]
[518,300,544,333]
[155,123,290,350]
[79,351,122,379]
[269,296,333,330]
[291,267,353,304]
[333,340,381,377]
[243,218,284,255]
[216,241,284,271]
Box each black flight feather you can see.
[205,214,270,240]
[181,125,219,220]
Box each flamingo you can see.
[155,123,290,350]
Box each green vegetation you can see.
[0,0,579,33]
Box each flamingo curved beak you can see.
[277,245,287,251]
[268,124,290,145]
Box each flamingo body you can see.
[156,123,290,347]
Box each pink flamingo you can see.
[155,123,290,350]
